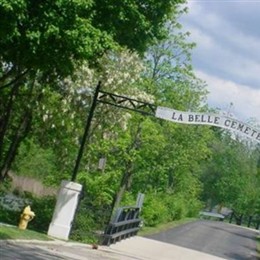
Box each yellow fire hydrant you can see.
[18,205,35,230]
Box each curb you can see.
[0,239,114,260]
[0,239,93,248]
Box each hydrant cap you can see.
[23,205,35,217]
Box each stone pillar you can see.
[48,180,82,240]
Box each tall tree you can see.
[0,0,185,180]
[201,131,260,218]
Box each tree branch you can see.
[0,69,30,90]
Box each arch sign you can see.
[156,106,260,143]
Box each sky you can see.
[180,0,260,123]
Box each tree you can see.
[71,10,214,224]
[201,131,260,219]
[91,0,185,53]
[0,0,185,180]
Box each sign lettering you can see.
[155,107,260,143]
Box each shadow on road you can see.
[146,220,259,260]
[207,224,254,239]
[223,251,256,260]
[0,243,71,260]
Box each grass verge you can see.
[139,218,197,236]
[0,224,52,241]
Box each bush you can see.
[0,205,19,226]
[140,192,203,228]
[70,198,112,243]
[0,193,56,233]
[13,139,60,186]
[186,199,203,217]
[70,208,98,243]
[165,194,203,220]
[141,193,170,227]
[29,195,56,232]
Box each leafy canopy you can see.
[0,0,185,78]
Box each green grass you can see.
[0,224,53,241]
[139,218,197,236]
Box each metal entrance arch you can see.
[66,81,259,244]
[71,82,260,182]
[70,82,156,182]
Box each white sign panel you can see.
[156,106,260,143]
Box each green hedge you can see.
[0,194,56,233]
[0,205,19,226]
[141,192,202,227]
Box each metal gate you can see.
[102,206,142,246]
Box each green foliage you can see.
[186,198,203,217]
[0,225,52,240]
[29,195,56,232]
[201,132,260,216]
[13,138,60,186]
[120,191,136,206]
[0,194,56,233]
[70,171,121,243]
[78,172,117,208]
[70,196,112,243]
[0,0,184,182]
[70,210,98,243]
[0,177,11,194]
[0,0,112,77]
[164,193,202,220]
[0,204,19,226]
[2,0,259,240]
[91,0,186,53]
[141,192,202,227]
[165,194,190,220]
[142,193,171,227]
[0,0,184,79]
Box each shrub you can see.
[13,139,60,185]
[0,205,19,226]
[140,192,203,228]
[186,199,203,217]
[70,198,112,243]
[29,195,56,232]
[163,194,187,220]
[141,193,170,227]
[70,209,97,243]
[0,193,56,233]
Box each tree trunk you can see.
[0,111,32,180]
[0,75,37,181]
[108,121,142,222]
[111,164,134,215]
[0,83,20,161]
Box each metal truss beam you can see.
[98,90,156,116]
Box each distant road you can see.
[146,220,258,260]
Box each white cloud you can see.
[187,26,214,50]
[196,70,260,121]
[190,26,260,87]
[181,1,260,88]
[179,1,260,125]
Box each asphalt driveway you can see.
[146,220,259,260]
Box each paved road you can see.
[0,240,128,260]
[146,220,259,260]
[0,221,258,260]
[0,236,227,260]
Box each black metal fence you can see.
[229,212,260,230]
[102,206,142,246]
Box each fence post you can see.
[229,212,234,223]
[136,193,145,211]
